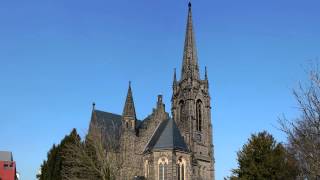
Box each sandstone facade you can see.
[89,3,215,180]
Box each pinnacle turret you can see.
[173,68,177,85]
[205,66,208,80]
[122,81,136,119]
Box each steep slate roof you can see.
[92,109,142,130]
[94,110,122,128]
[144,119,189,153]
[0,151,13,161]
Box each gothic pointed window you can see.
[158,157,168,180]
[196,100,202,132]
[159,163,164,180]
[179,100,185,122]
[177,158,186,180]
[144,160,149,178]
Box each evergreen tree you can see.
[61,123,120,180]
[38,128,81,180]
[229,131,299,180]
[60,128,81,179]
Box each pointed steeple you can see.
[92,102,96,111]
[181,2,200,80]
[122,81,136,119]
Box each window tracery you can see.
[158,157,168,180]
[177,157,186,180]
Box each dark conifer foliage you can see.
[228,131,299,180]
[37,128,81,180]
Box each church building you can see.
[89,3,215,180]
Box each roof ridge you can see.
[94,109,120,115]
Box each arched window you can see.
[158,157,168,180]
[196,100,202,132]
[177,158,186,180]
[144,160,149,178]
[179,100,185,122]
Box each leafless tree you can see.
[61,122,122,180]
[280,64,320,179]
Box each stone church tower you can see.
[172,3,215,179]
[89,2,214,180]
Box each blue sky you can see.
[0,0,319,179]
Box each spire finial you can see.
[92,102,96,111]
[173,68,177,82]
[157,94,163,104]
[188,1,191,8]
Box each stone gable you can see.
[88,3,215,180]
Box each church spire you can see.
[122,81,136,119]
[181,2,200,80]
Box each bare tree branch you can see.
[61,123,122,180]
[279,63,320,179]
